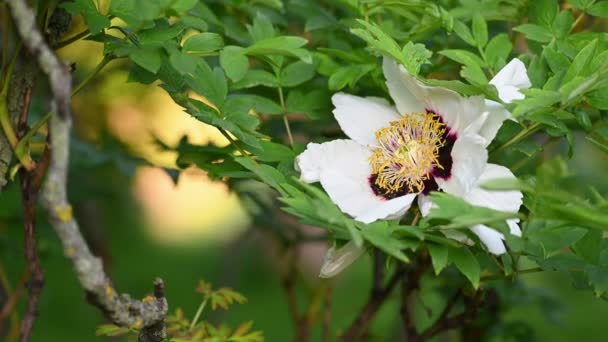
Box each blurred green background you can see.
[1,19,608,342]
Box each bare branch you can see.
[6,1,168,341]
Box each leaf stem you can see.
[490,122,541,154]
[189,296,209,331]
[71,54,112,96]
[278,86,294,147]
[53,29,90,50]
[573,12,585,30]
[217,127,258,165]
[480,267,544,281]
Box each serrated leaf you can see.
[62,0,110,34]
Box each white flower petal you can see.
[332,93,401,147]
[442,229,474,245]
[356,193,417,224]
[464,163,523,213]
[480,100,512,145]
[296,139,364,183]
[320,169,414,224]
[382,57,425,114]
[435,135,488,196]
[297,139,414,223]
[470,224,506,255]
[418,194,434,216]
[383,58,486,134]
[490,58,531,103]
[319,241,366,278]
[507,219,522,236]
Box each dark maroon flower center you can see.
[369,110,456,199]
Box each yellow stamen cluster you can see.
[369,113,446,193]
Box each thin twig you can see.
[16,70,44,342]
[53,29,89,50]
[322,284,331,342]
[18,168,43,342]
[71,54,111,96]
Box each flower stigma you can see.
[369,112,446,195]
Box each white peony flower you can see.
[297,57,530,277]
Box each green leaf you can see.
[188,62,227,107]
[246,36,312,63]
[359,222,410,263]
[183,33,224,53]
[439,49,485,68]
[328,64,375,91]
[552,10,574,39]
[181,16,208,31]
[247,15,276,42]
[513,24,553,43]
[286,89,329,119]
[138,22,185,47]
[171,0,198,12]
[460,63,487,86]
[543,47,570,73]
[230,95,282,115]
[569,0,595,10]
[449,246,480,289]
[585,265,608,297]
[62,0,110,34]
[350,20,431,76]
[400,41,433,76]
[453,20,476,46]
[563,39,598,83]
[236,158,285,191]
[573,229,602,263]
[169,50,198,75]
[485,34,512,70]
[256,141,295,162]
[428,243,449,275]
[586,87,608,109]
[530,0,559,28]
[220,46,249,82]
[129,48,162,74]
[232,70,278,89]
[280,61,316,87]
[472,13,488,47]
[588,1,608,17]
